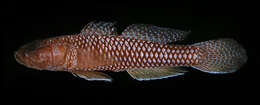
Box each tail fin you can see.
[192,39,247,74]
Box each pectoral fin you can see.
[71,71,112,82]
[127,67,187,81]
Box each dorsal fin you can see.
[121,24,190,44]
[80,21,118,36]
[126,67,187,81]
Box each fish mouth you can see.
[14,48,35,68]
[14,51,25,66]
[14,50,42,70]
[14,50,31,68]
[14,41,52,70]
[14,41,39,68]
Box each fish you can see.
[14,21,247,82]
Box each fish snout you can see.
[14,49,32,67]
[14,40,53,70]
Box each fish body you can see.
[15,22,247,81]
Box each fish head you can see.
[15,39,55,70]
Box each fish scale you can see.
[14,21,247,81]
[60,34,201,71]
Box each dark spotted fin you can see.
[121,24,190,44]
[71,71,112,82]
[126,67,187,81]
[80,21,118,36]
[191,39,247,74]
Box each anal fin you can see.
[127,67,187,81]
[71,71,112,82]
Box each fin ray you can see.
[81,21,117,36]
[71,71,112,82]
[121,24,190,44]
[127,67,187,81]
[192,39,247,74]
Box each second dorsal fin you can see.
[121,24,190,44]
[80,21,118,36]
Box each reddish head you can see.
[15,38,68,71]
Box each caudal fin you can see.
[191,39,247,74]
